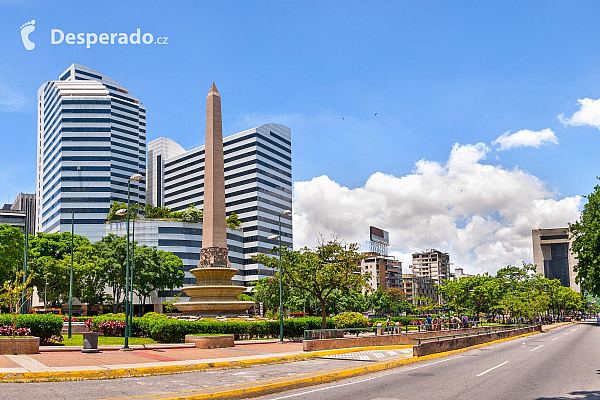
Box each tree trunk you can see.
[320,298,327,329]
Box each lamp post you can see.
[267,209,292,343]
[68,210,74,338]
[20,198,30,314]
[468,289,475,321]
[114,207,129,348]
[116,173,142,351]
[44,275,48,314]
[128,204,138,336]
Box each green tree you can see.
[132,244,184,310]
[0,224,24,283]
[328,288,370,314]
[0,271,33,338]
[254,238,369,328]
[106,201,128,221]
[27,232,92,307]
[226,212,242,230]
[570,181,600,297]
[162,293,182,315]
[179,205,203,223]
[94,234,128,312]
[73,244,108,308]
[94,234,184,313]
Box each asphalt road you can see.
[1,323,595,400]
[260,321,600,400]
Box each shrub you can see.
[0,314,62,341]
[97,320,125,336]
[333,312,368,329]
[141,312,167,319]
[41,334,63,345]
[80,315,334,343]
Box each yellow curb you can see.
[99,330,542,400]
[0,345,411,383]
[541,321,574,332]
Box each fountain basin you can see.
[175,300,255,317]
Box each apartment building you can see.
[411,249,450,285]
[358,252,402,291]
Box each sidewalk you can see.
[0,339,413,382]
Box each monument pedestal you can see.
[174,253,254,317]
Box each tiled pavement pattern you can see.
[320,348,412,361]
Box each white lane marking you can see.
[552,337,559,341]
[268,357,461,399]
[530,345,543,352]
[564,332,569,335]
[476,361,509,377]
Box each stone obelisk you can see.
[174,83,253,317]
[200,83,229,268]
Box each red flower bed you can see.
[0,325,31,336]
[97,320,125,336]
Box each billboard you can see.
[369,226,389,244]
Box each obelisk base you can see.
[199,246,231,268]
[174,247,253,317]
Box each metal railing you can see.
[412,324,536,345]
[303,323,516,340]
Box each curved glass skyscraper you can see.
[36,63,146,242]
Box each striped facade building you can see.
[36,64,146,242]
[146,123,293,287]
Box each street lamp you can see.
[267,209,292,343]
[128,204,139,336]
[68,210,74,338]
[468,289,475,321]
[115,206,131,350]
[118,173,142,351]
[20,198,30,314]
[44,274,48,314]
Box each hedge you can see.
[0,314,63,341]
[83,316,334,343]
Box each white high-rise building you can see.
[146,138,185,208]
[411,249,450,286]
[146,123,292,287]
[36,63,146,242]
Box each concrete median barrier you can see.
[413,325,541,356]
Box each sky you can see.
[1,1,599,275]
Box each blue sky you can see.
[1,1,599,272]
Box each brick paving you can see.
[0,340,305,370]
[27,350,163,367]
[0,356,20,368]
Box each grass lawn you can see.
[60,335,157,346]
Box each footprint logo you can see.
[20,20,36,50]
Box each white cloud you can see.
[492,129,558,151]
[0,81,26,111]
[559,98,600,129]
[292,142,581,276]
